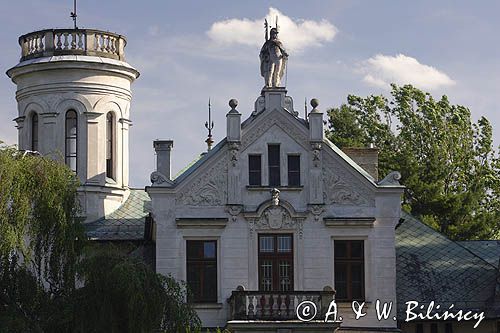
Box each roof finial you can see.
[70,0,78,29]
[205,98,214,151]
[304,97,308,120]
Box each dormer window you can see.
[287,155,300,186]
[268,144,280,186]
[249,155,262,186]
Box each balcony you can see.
[18,29,127,62]
[227,286,337,321]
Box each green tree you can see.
[326,85,500,240]
[0,143,201,332]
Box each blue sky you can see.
[1,1,499,187]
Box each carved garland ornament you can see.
[322,154,374,206]
[176,157,228,206]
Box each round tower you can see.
[7,29,140,221]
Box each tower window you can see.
[106,112,114,180]
[31,113,39,151]
[268,144,280,186]
[65,110,77,172]
[287,155,300,186]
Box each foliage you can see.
[326,85,500,240]
[0,144,201,332]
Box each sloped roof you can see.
[396,212,499,319]
[457,240,500,268]
[85,189,151,241]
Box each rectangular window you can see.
[258,234,293,292]
[416,324,423,333]
[430,323,438,333]
[445,323,453,333]
[287,155,300,186]
[268,144,281,186]
[249,155,262,186]
[186,240,217,303]
[334,240,364,301]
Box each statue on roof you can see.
[260,17,288,88]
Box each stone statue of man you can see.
[260,27,288,88]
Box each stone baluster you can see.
[63,32,69,50]
[248,295,255,318]
[77,31,84,49]
[71,31,76,49]
[256,295,263,317]
[39,33,44,52]
[56,32,62,50]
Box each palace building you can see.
[6,20,500,333]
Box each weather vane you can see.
[205,98,215,151]
[70,0,78,29]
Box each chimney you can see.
[342,147,379,180]
[153,140,174,180]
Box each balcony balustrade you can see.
[18,29,127,61]
[228,286,336,321]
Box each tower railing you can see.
[18,29,127,62]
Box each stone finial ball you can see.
[229,99,238,109]
[310,98,319,108]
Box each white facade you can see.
[147,88,404,332]
[7,30,139,221]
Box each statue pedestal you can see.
[254,87,296,116]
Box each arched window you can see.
[31,113,39,151]
[65,110,77,172]
[106,112,114,180]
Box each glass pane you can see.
[204,241,216,258]
[187,241,202,260]
[277,235,292,252]
[335,263,347,299]
[335,241,347,259]
[32,113,38,151]
[288,155,300,170]
[187,264,201,301]
[203,263,217,301]
[249,155,262,186]
[260,236,274,252]
[279,260,291,291]
[351,241,364,259]
[268,145,280,186]
[260,260,273,291]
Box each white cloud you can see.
[360,54,456,90]
[207,7,337,52]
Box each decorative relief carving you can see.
[322,154,374,206]
[309,204,324,222]
[228,142,240,167]
[311,142,322,168]
[241,112,308,150]
[176,157,227,206]
[256,206,295,230]
[226,205,243,222]
[150,171,173,186]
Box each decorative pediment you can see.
[241,109,308,150]
[244,199,307,238]
[322,153,374,206]
[176,156,228,206]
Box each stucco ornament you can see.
[322,154,374,206]
[260,19,288,88]
[176,157,227,206]
[271,188,280,206]
[258,206,293,230]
